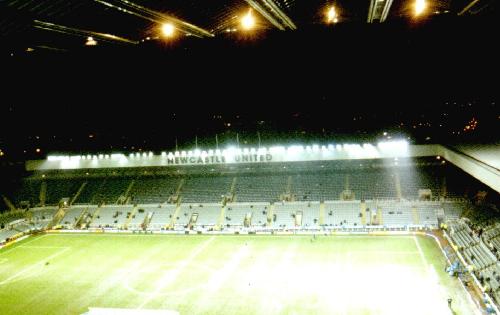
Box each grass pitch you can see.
[0,233,479,315]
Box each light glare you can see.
[327,6,338,23]
[162,23,175,37]
[241,10,255,30]
[415,0,426,16]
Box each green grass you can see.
[0,233,478,315]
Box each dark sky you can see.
[1,14,498,159]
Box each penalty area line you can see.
[0,247,70,286]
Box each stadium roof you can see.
[453,144,500,171]
[26,142,500,194]
[0,0,495,50]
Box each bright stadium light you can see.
[161,23,175,37]
[326,6,339,24]
[287,145,304,153]
[85,36,97,46]
[415,0,426,16]
[377,140,409,156]
[269,146,285,153]
[111,154,126,160]
[241,10,256,30]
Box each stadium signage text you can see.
[166,154,273,165]
[35,141,413,170]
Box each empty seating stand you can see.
[291,173,344,201]
[0,228,19,243]
[148,205,176,230]
[379,202,413,227]
[130,177,179,204]
[442,202,467,220]
[93,178,131,204]
[29,207,58,229]
[417,203,439,226]
[273,203,298,229]
[235,175,287,202]
[189,203,221,228]
[449,221,480,249]
[224,204,250,228]
[323,201,362,227]
[45,179,83,205]
[61,206,87,227]
[301,202,321,228]
[126,207,149,230]
[89,205,133,228]
[181,177,231,203]
[225,202,269,228]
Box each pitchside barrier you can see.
[0,234,30,249]
[46,225,436,235]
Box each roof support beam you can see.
[94,0,213,38]
[260,0,296,30]
[367,0,376,22]
[380,0,394,22]
[458,0,481,15]
[243,0,286,30]
[367,0,394,23]
[33,20,138,44]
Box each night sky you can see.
[1,14,498,161]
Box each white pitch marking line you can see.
[137,236,216,309]
[19,246,70,249]
[0,247,70,286]
[350,250,419,254]
[0,234,48,257]
[413,235,429,267]
[414,236,455,314]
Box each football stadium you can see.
[0,0,498,314]
[1,141,499,315]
